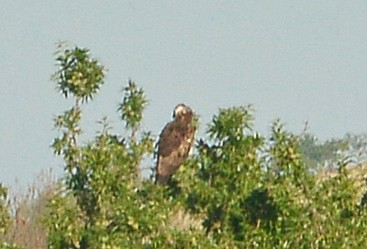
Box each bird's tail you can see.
[155,173,170,185]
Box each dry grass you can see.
[169,207,203,231]
[4,169,59,249]
[316,163,367,199]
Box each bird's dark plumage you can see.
[155,104,196,184]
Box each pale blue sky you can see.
[1,1,367,187]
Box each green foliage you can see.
[118,80,148,137]
[0,186,15,249]
[0,184,9,235]
[2,43,367,249]
[0,185,21,249]
[52,43,105,103]
[178,106,264,245]
[208,105,254,143]
[45,44,367,248]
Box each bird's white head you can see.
[173,103,191,118]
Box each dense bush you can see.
[2,44,367,248]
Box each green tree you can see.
[45,43,367,249]
[47,44,212,248]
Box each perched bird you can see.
[155,104,196,184]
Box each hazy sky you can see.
[1,1,367,188]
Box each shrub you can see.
[19,43,367,248]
